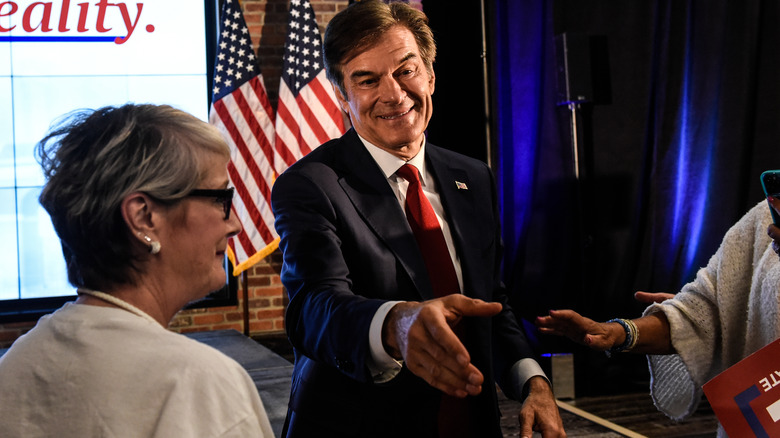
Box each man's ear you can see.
[332,82,350,115]
[428,69,436,95]
[121,192,158,245]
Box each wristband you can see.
[605,318,638,357]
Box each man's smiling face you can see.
[334,25,435,160]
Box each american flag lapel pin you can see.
[455,181,468,190]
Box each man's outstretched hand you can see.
[382,295,502,397]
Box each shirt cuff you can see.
[508,358,549,401]
[367,300,404,383]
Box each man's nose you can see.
[378,77,405,104]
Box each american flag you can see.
[274,0,347,174]
[209,0,278,275]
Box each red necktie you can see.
[396,164,471,437]
[396,164,459,298]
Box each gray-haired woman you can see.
[0,104,274,437]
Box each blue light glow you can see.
[670,19,713,279]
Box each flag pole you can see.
[242,271,250,336]
[479,0,494,170]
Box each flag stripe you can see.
[212,97,272,217]
[295,92,329,147]
[277,88,308,149]
[228,160,274,248]
[209,0,278,275]
[275,94,305,168]
[227,162,259,257]
[249,75,276,128]
[227,87,275,186]
[235,79,276,167]
[273,0,348,180]
[306,74,346,135]
[213,98,274,226]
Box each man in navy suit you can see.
[271,1,565,437]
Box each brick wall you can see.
[0,0,423,348]
[169,250,287,336]
[0,321,35,349]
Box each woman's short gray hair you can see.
[36,103,229,290]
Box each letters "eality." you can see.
[0,0,150,44]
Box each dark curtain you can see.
[492,0,780,395]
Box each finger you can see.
[517,408,535,438]
[768,196,780,214]
[536,325,577,342]
[768,223,780,241]
[442,295,503,318]
[535,316,566,334]
[415,325,468,371]
[634,291,656,303]
[535,316,553,328]
[427,363,484,397]
[406,309,475,376]
[421,310,488,394]
[536,326,564,336]
[419,306,472,365]
[520,380,566,438]
[405,350,470,396]
[635,291,674,304]
[543,309,582,327]
[535,311,578,332]
[547,309,578,319]
[420,327,483,394]
[405,338,482,397]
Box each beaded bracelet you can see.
[605,318,639,357]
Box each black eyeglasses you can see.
[185,187,235,220]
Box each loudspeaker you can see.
[555,32,593,104]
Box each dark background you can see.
[425,0,780,396]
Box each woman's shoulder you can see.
[716,200,774,267]
[726,200,772,238]
[745,200,772,223]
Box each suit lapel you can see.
[427,146,479,296]
[334,131,434,300]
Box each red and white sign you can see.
[703,338,780,437]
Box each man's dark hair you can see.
[323,0,436,95]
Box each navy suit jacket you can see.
[271,129,536,437]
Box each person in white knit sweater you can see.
[536,197,780,437]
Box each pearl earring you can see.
[143,235,161,255]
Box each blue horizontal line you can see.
[0,35,118,42]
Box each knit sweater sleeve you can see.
[642,201,774,420]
